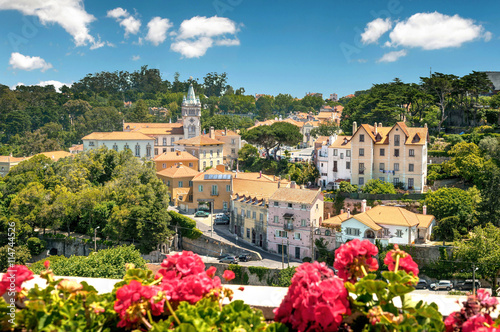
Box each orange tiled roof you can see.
[315,136,330,146]
[157,164,200,178]
[214,129,240,137]
[154,150,198,162]
[82,132,154,141]
[175,135,224,146]
[37,151,73,161]
[270,187,321,204]
[136,127,184,135]
[353,124,427,146]
[329,135,352,149]
[192,168,231,181]
[232,178,281,199]
[416,214,435,228]
[351,205,435,231]
[322,212,350,226]
[69,144,83,152]
[0,156,29,163]
[124,122,183,130]
[317,112,334,119]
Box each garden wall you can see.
[333,192,426,200]
[206,262,281,286]
[182,234,262,261]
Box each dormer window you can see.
[375,133,382,142]
[412,134,420,143]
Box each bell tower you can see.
[182,81,201,139]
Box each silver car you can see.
[430,280,453,291]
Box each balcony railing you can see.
[359,170,364,174]
[211,192,219,196]
[284,223,294,231]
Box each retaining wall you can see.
[182,234,262,261]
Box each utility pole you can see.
[281,239,284,269]
[210,202,213,238]
[287,238,290,268]
[94,226,100,252]
[473,264,477,296]
[311,222,314,262]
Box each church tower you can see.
[182,82,201,139]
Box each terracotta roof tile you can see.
[347,206,435,230]
[232,178,280,199]
[82,132,154,141]
[124,122,183,130]
[154,150,198,162]
[192,168,231,181]
[156,164,200,178]
[329,136,352,149]
[269,187,321,204]
[322,212,350,226]
[37,151,73,161]
[175,135,224,146]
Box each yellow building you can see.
[174,134,224,171]
[154,150,199,172]
[350,122,428,192]
[190,166,233,213]
[207,128,241,166]
[0,156,29,177]
[156,164,200,212]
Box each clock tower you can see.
[182,83,201,139]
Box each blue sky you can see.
[1,0,499,98]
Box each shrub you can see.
[361,179,396,194]
[26,237,47,256]
[274,266,297,287]
[339,181,357,193]
[0,245,31,272]
[167,210,202,239]
[302,257,311,263]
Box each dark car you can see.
[456,280,481,291]
[238,254,252,262]
[214,215,230,225]
[219,255,238,264]
[416,280,428,289]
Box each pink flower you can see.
[44,260,50,269]
[477,289,498,310]
[384,244,419,275]
[333,239,379,283]
[274,261,350,331]
[0,265,34,296]
[223,270,235,282]
[206,266,217,278]
[462,314,494,332]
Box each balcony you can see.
[284,223,294,231]
[359,170,364,175]
[211,192,219,196]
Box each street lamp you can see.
[94,226,100,252]
[473,264,479,295]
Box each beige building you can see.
[82,131,155,159]
[156,164,199,212]
[0,156,29,177]
[154,150,199,172]
[190,166,233,213]
[207,128,241,166]
[174,134,224,171]
[350,122,428,192]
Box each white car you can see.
[430,280,453,291]
[214,213,226,219]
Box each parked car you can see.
[214,213,226,219]
[194,210,210,217]
[430,280,453,291]
[456,280,481,291]
[219,255,238,264]
[214,217,229,225]
[238,254,252,262]
[416,280,428,289]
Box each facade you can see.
[182,84,202,139]
[317,134,352,189]
[69,144,83,154]
[156,164,199,212]
[174,133,224,171]
[323,202,435,246]
[190,166,233,213]
[249,118,319,148]
[267,184,327,260]
[0,156,29,177]
[209,128,241,166]
[350,122,428,192]
[153,150,199,172]
[82,132,155,159]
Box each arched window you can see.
[325,230,331,236]
[146,144,152,157]
[203,161,206,168]
[135,144,140,157]
[124,144,130,150]
[113,144,118,151]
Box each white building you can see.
[316,134,352,189]
[82,132,155,159]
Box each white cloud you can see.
[131,55,140,61]
[0,0,101,48]
[361,18,392,44]
[377,49,408,63]
[9,52,52,71]
[37,80,71,92]
[387,12,491,50]
[171,16,241,58]
[146,17,173,46]
[107,7,141,37]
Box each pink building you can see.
[267,183,334,261]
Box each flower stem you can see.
[141,315,153,330]
[394,254,400,273]
[360,265,368,277]
[166,300,181,326]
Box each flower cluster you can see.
[384,244,419,275]
[274,261,350,331]
[445,289,499,332]
[0,265,34,296]
[333,239,379,283]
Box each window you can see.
[325,230,331,236]
[178,196,183,201]
[231,149,235,154]
[333,161,338,172]
[210,150,213,157]
[274,201,279,207]
[170,148,174,152]
[226,185,231,192]
[155,148,158,155]
[167,180,170,186]
[252,211,256,219]
[340,152,344,159]
[241,209,245,217]
[396,229,403,237]
[247,228,250,238]
[360,134,365,142]
[346,161,350,169]
[346,228,360,236]
[275,230,288,238]
[409,164,414,172]
[163,148,167,153]
[210,161,213,167]
[315,229,321,235]
[274,216,279,223]
[294,233,301,240]
[333,149,338,156]
[89,141,95,146]
[113,144,118,151]
[301,204,307,210]
[203,161,207,168]
[198,185,203,192]
[135,144,141,157]
[155,138,158,145]
[321,163,324,167]
[359,177,364,186]
[203,151,206,157]
[359,148,364,157]
[161,138,166,145]
[146,144,151,157]
[178,181,183,188]
[408,178,414,189]
[394,135,400,146]
[211,185,218,195]
[217,150,220,157]
[409,149,415,157]
[260,213,264,222]
[189,162,193,167]
[162,163,166,168]
[394,149,400,157]
[394,163,399,171]
[301,219,306,227]
[288,203,293,208]
[171,138,175,145]
[393,178,400,185]
[346,150,351,157]
[383,228,389,236]
[359,162,365,174]
[124,144,129,150]
[217,160,220,165]
[379,163,385,171]
[231,139,235,144]
[189,181,193,187]
[189,195,193,201]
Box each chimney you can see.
[278,181,281,188]
[379,122,382,128]
[347,208,351,218]
[327,213,331,219]
[361,199,367,213]
[216,164,226,172]
[273,175,276,181]
[352,121,357,134]
[290,181,296,189]
[176,150,181,156]
[423,205,427,215]
[367,206,371,211]
[209,126,215,139]
[424,123,428,128]
[225,127,228,135]
[341,209,344,214]
[300,185,305,189]
[374,122,378,134]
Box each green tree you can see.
[127,99,151,122]
[361,179,396,194]
[237,144,259,170]
[310,120,339,138]
[420,73,457,132]
[203,72,228,97]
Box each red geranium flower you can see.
[223,270,235,282]
[0,265,34,296]
[462,314,494,332]
[44,260,50,269]
[333,239,379,283]
[384,244,419,275]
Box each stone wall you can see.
[182,234,262,261]
[206,262,281,286]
